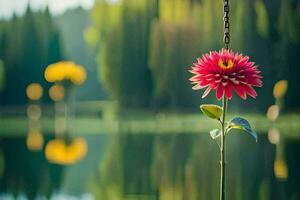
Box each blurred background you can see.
[0,0,299,199]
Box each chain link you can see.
[223,0,230,49]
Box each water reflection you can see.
[45,137,87,165]
[0,133,300,199]
[97,133,300,200]
[45,78,88,166]
[267,80,289,182]
[26,83,44,152]
[0,137,64,200]
[26,130,44,152]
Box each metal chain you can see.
[223,0,230,49]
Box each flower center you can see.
[218,59,234,70]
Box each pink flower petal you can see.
[216,85,224,100]
[202,87,212,98]
[192,84,206,90]
[233,85,247,99]
[243,85,257,98]
[224,85,233,99]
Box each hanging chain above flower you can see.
[189,0,262,101]
[223,0,230,49]
[188,0,263,200]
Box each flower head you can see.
[45,61,86,85]
[189,49,262,100]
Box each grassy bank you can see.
[1,113,300,138]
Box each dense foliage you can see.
[0,7,103,105]
[0,0,299,112]
[0,7,62,104]
[89,0,300,111]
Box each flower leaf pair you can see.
[200,104,258,142]
[229,117,258,142]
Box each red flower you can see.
[189,49,262,100]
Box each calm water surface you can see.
[0,132,300,200]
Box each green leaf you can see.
[229,117,258,142]
[200,104,223,120]
[210,129,221,148]
[210,129,221,139]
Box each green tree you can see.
[90,0,155,108]
[0,6,64,104]
[0,60,5,91]
[55,7,104,100]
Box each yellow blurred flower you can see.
[44,61,87,85]
[268,127,280,144]
[266,105,279,122]
[273,80,288,99]
[26,129,44,151]
[26,83,43,101]
[274,158,288,180]
[49,84,65,101]
[45,137,88,165]
[27,104,42,120]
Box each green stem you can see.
[220,95,228,200]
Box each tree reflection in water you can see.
[0,136,64,200]
[92,133,300,200]
[0,133,300,200]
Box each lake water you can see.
[0,132,299,200]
